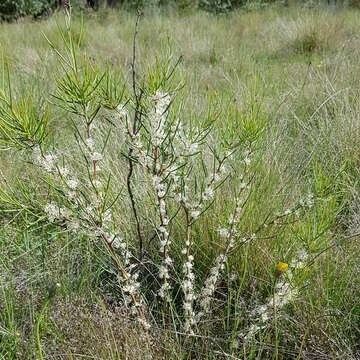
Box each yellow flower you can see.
[277,262,289,273]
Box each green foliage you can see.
[198,0,235,13]
[0,0,25,21]
[0,0,87,22]
[0,0,57,21]
[1,0,360,22]
[0,68,49,150]
[197,0,280,13]
[24,0,58,18]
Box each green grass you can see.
[0,5,360,359]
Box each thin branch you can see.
[127,9,144,260]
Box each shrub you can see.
[0,0,88,21]
[0,11,315,344]
[0,0,25,21]
[24,0,58,18]
[198,0,281,13]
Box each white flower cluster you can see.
[177,162,230,225]
[290,248,309,269]
[198,253,226,316]
[195,197,244,324]
[243,249,309,341]
[149,92,171,147]
[97,229,146,321]
[121,91,232,221]
[118,91,243,333]
[299,193,314,208]
[122,92,203,175]
[37,139,112,239]
[153,175,173,301]
[35,136,147,324]
[175,122,200,157]
[116,103,129,120]
[244,283,299,341]
[44,202,70,222]
[33,100,155,328]
[85,136,103,163]
[33,146,79,199]
[120,92,197,303]
[34,147,80,226]
[33,146,57,173]
[182,252,196,333]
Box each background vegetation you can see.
[1,0,360,21]
[0,2,359,360]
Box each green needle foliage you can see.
[0,65,49,150]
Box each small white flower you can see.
[188,143,199,154]
[116,104,129,119]
[183,302,192,312]
[58,167,69,177]
[112,237,124,249]
[152,175,161,187]
[67,179,78,190]
[229,273,237,281]
[43,153,57,172]
[45,202,69,222]
[158,189,166,198]
[203,187,214,201]
[159,240,167,252]
[91,152,103,162]
[243,157,251,165]
[190,210,200,220]
[240,182,247,189]
[159,265,169,279]
[158,226,167,233]
[92,180,102,188]
[86,137,95,150]
[183,261,193,270]
[218,228,229,238]
[138,318,151,330]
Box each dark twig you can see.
[127,9,144,260]
[132,9,141,104]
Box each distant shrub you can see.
[349,0,360,7]
[197,0,281,13]
[0,0,88,21]
[198,0,235,13]
[24,0,58,18]
[293,27,323,54]
[1,0,360,21]
[0,0,56,21]
[0,0,25,21]
[272,13,345,58]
